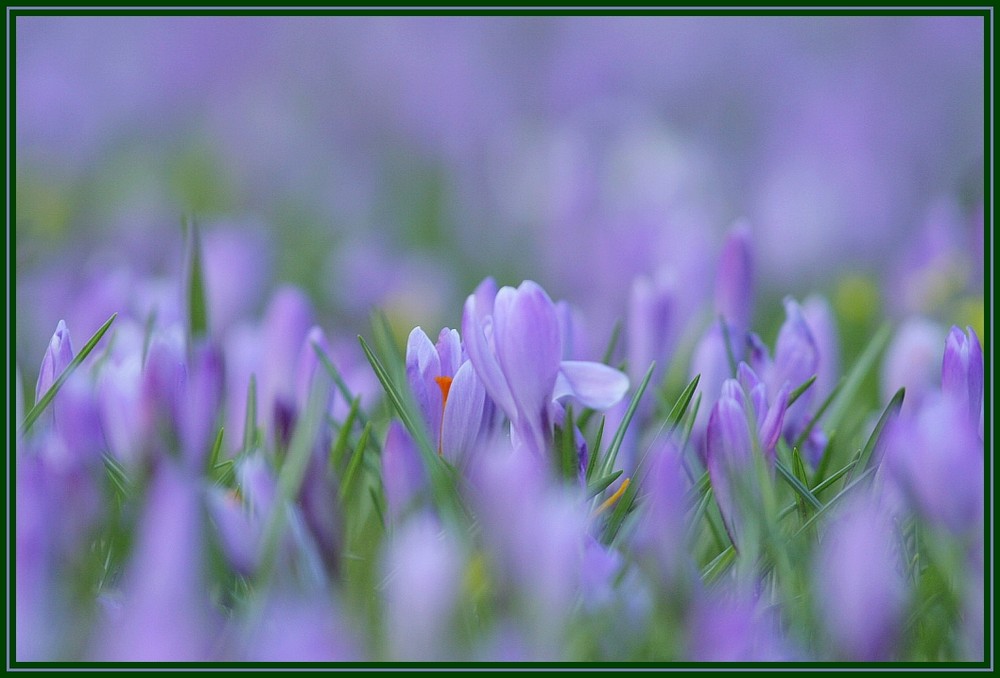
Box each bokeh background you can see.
[14,15,986,386]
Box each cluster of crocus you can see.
[13,221,985,664]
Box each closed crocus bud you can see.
[814,495,907,661]
[381,421,427,522]
[92,462,217,661]
[941,325,983,429]
[705,381,754,547]
[881,317,946,415]
[714,220,754,340]
[140,329,186,448]
[801,295,840,401]
[206,485,260,577]
[627,268,676,388]
[883,394,982,534]
[689,322,735,447]
[382,513,464,661]
[97,355,145,467]
[35,320,74,402]
[178,342,225,471]
[260,286,314,439]
[770,297,819,408]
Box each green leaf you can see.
[585,416,606,482]
[102,453,131,502]
[774,459,823,511]
[718,317,738,377]
[340,421,373,503]
[184,215,210,343]
[855,387,905,475]
[207,426,225,472]
[599,361,656,479]
[557,403,578,480]
[823,322,892,435]
[312,340,374,434]
[603,475,639,544]
[792,378,844,453]
[701,544,736,583]
[666,374,701,433]
[601,319,623,366]
[586,469,624,499]
[790,466,876,541]
[786,375,817,409]
[241,374,258,457]
[20,313,117,434]
[329,396,361,471]
[811,455,858,496]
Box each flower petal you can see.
[554,361,630,411]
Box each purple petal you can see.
[772,297,819,395]
[440,361,488,466]
[462,282,516,420]
[759,382,790,459]
[381,421,426,521]
[714,220,754,337]
[35,319,74,402]
[492,281,561,452]
[553,360,629,411]
[802,295,840,400]
[880,317,945,414]
[435,327,463,377]
[405,326,443,445]
[942,325,984,425]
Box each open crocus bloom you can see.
[462,278,629,457]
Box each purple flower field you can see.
[12,14,988,664]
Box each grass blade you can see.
[330,396,361,471]
[786,375,817,409]
[340,421,373,502]
[793,378,844,453]
[20,313,117,434]
[598,361,656,479]
[853,387,905,478]
[585,416,606,482]
[823,322,891,435]
[666,374,701,433]
[774,459,823,511]
[586,469,624,499]
[241,374,258,456]
[184,215,209,343]
[600,319,623,366]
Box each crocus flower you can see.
[881,317,947,415]
[813,494,907,661]
[687,586,797,661]
[714,220,754,341]
[705,370,787,547]
[381,512,464,660]
[237,591,363,661]
[405,325,500,464]
[462,278,629,457]
[941,325,983,431]
[627,267,676,390]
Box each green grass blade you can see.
[586,469,624,499]
[184,216,209,343]
[330,396,361,471]
[585,416,606,482]
[207,426,225,471]
[340,421,373,502]
[786,375,817,409]
[312,340,374,433]
[599,361,656,479]
[241,374,258,457]
[600,319,623,366]
[557,404,577,480]
[20,313,117,434]
[791,466,876,541]
[701,545,736,583]
[823,322,892,434]
[774,459,823,511]
[666,374,701,433]
[793,378,844,452]
[854,387,905,477]
[718,317,738,377]
[603,474,640,544]
[811,456,858,496]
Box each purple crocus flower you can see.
[462,278,629,457]
[880,316,946,415]
[177,341,225,470]
[237,591,363,661]
[705,370,787,547]
[714,220,754,341]
[882,393,983,534]
[813,494,907,661]
[801,294,840,401]
[627,267,676,389]
[941,325,983,431]
[35,319,73,402]
[687,585,797,661]
[381,420,427,521]
[381,512,464,660]
[91,462,218,661]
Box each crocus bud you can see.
[260,286,314,437]
[880,317,945,415]
[381,421,426,522]
[627,269,676,387]
[178,342,225,470]
[941,325,983,428]
[705,383,754,546]
[813,495,907,661]
[35,320,74,402]
[801,295,840,401]
[714,221,754,339]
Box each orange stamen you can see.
[593,477,631,517]
[434,376,453,455]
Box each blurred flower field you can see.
[11,14,988,664]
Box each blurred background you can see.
[15,15,985,383]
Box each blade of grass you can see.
[793,379,843,452]
[184,215,209,343]
[207,426,225,471]
[823,323,892,435]
[329,396,361,471]
[774,459,823,511]
[666,374,701,433]
[585,416,606,482]
[855,387,905,476]
[718,317,738,377]
[598,361,656,479]
[312,340,374,435]
[786,375,817,409]
[340,421,373,503]
[701,544,736,583]
[586,469,624,499]
[557,404,577,480]
[241,374,258,457]
[20,313,117,434]
[790,466,876,541]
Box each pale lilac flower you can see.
[627,267,676,388]
[91,462,218,661]
[714,220,754,340]
[381,421,427,521]
[883,393,982,534]
[35,319,73,402]
[881,317,947,415]
[813,494,907,661]
[381,512,464,660]
[177,341,225,470]
[238,592,363,661]
[941,325,983,430]
[259,286,315,441]
[687,586,797,660]
[801,294,840,401]
[463,278,628,457]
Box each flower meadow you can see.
[12,15,988,665]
